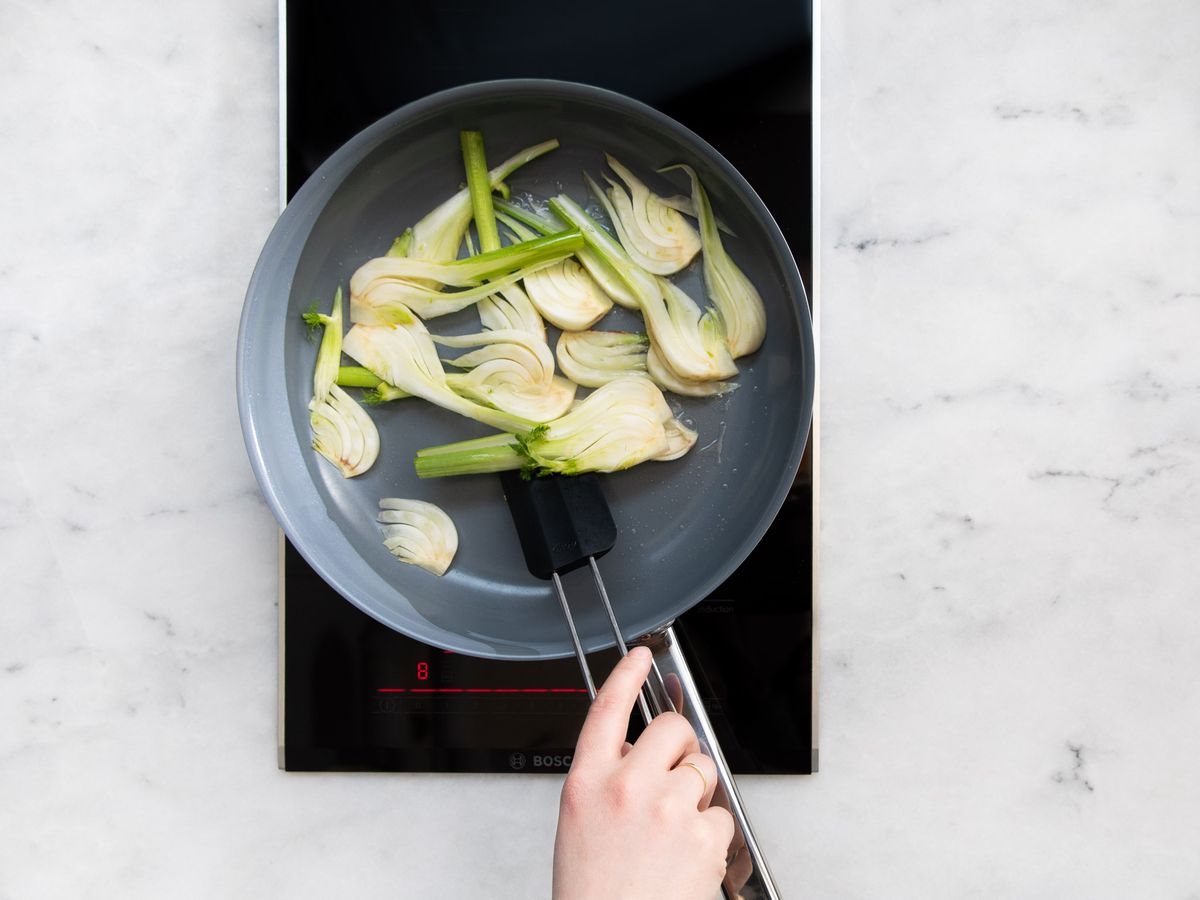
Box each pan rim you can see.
[237,78,814,660]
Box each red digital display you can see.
[377,687,588,693]
[379,662,590,696]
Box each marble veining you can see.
[1051,741,1095,793]
[1,0,1199,896]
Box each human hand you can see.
[552,646,735,900]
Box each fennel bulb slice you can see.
[656,194,737,237]
[658,416,699,461]
[446,373,577,423]
[497,211,613,331]
[310,384,381,478]
[599,155,701,275]
[652,275,738,381]
[523,258,612,331]
[495,198,638,310]
[573,247,640,311]
[414,378,696,479]
[342,320,536,434]
[302,288,380,477]
[349,231,581,324]
[646,345,739,398]
[660,164,766,358]
[434,329,576,423]
[433,329,556,384]
[549,193,736,383]
[378,498,458,576]
[555,330,650,388]
[349,267,519,325]
[477,283,546,341]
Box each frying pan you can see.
[237,79,813,898]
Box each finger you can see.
[670,751,717,809]
[701,805,736,856]
[573,646,653,764]
[625,711,700,771]
[664,672,684,714]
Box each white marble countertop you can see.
[3,0,1199,896]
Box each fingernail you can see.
[629,645,651,661]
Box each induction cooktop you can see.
[278,0,817,775]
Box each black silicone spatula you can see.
[499,470,653,722]
[498,471,617,579]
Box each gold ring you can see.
[678,760,709,796]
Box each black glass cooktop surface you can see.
[280,0,815,774]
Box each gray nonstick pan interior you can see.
[237,80,814,660]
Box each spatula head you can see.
[499,471,618,579]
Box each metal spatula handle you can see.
[551,560,654,725]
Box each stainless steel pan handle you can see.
[634,625,781,900]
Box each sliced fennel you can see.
[337,366,410,404]
[446,372,576,423]
[553,327,736,398]
[646,345,738,398]
[433,329,557,385]
[302,287,344,402]
[302,288,380,477]
[459,226,543,336]
[310,384,382,477]
[342,320,536,434]
[378,498,458,576]
[523,257,611,330]
[598,155,701,275]
[498,212,612,330]
[555,330,649,388]
[549,192,736,383]
[656,194,736,237]
[404,138,558,264]
[414,378,694,479]
[460,130,546,341]
[494,199,638,310]
[434,329,577,423]
[338,327,572,420]
[660,164,766,358]
[476,284,545,338]
[350,230,581,324]
[386,232,412,257]
[659,416,699,461]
